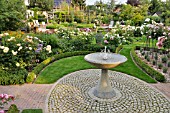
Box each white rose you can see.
[4,33,9,36]
[3,47,9,53]
[46,45,51,51]
[49,50,52,53]
[18,46,23,51]
[12,50,18,55]
[0,46,5,49]
[16,62,20,67]
[0,34,4,37]
[29,47,32,50]
[16,43,21,46]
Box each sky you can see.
[85,0,127,5]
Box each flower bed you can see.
[131,46,166,82]
[135,47,170,82]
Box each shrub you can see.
[147,57,150,61]
[158,63,163,69]
[162,57,168,63]
[0,69,27,85]
[163,67,168,73]
[144,55,148,59]
[131,46,165,82]
[7,104,19,113]
[154,53,158,60]
[141,52,145,56]
[46,25,57,29]
[152,60,156,65]
[167,54,170,58]
[26,72,36,83]
[159,50,163,55]
[168,61,170,67]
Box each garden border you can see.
[131,46,165,82]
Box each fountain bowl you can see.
[84,52,127,69]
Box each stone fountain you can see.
[84,46,127,99]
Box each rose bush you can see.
[0,94,15,113]
[0,33,52,72]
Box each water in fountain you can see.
[101,46,111,60]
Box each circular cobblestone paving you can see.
[47,69,170,113]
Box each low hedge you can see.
[26,51,93,83]
[115,45,123,53]
[0,69,28,85]
[131,46,165,82]
[46,25,57,29]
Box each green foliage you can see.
[22,109,43,113]
[29,0,54,11]
[0,68,27,85]
[146,57,150,61]
[26,72,36,83]
[76,24,94,28]
[46,25,57,29]
[0,34,52,72]
[7,104,19,113]
[152,60,156,65]
[0,0,26,31]
[149,0,162,15]
[168,61,170,67]
[120,4,149,26]
[161,56,168,63]
[158,63,163,69]
[163,67,168,73]
[131,46,165,82]
[115,45,123,53]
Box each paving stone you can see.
[47,69,170,113]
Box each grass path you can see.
[35,44,156,84]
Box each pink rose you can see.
[0,110,5,113]
[156,42,163,49]
[104,40,109,44]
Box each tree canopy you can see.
[29,0,54,11]
[0,0,26,32]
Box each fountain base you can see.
[93,87,116,99]
[88,87,121,102]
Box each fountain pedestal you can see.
[93,69,115,98]
[85,52,127,99]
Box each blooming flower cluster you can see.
[103,32,132,47]
[0,94,14,112]
[0,33,52,71]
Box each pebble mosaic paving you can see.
[47,69,170,113]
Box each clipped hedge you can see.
[115,45,123,53]
[26,51,93,83]
[0,69,28,85]
[131,47,165,82]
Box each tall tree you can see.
[29,0,54,11]
[127,0,140,6]
[0,0,26,32]
[148,0,162,14]
[72,0,86,10]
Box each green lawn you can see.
[22,109,43,113]
[35,43,156,84]
[111,45,156,83]
[35,56,95,84]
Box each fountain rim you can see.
[84,52,127,65]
